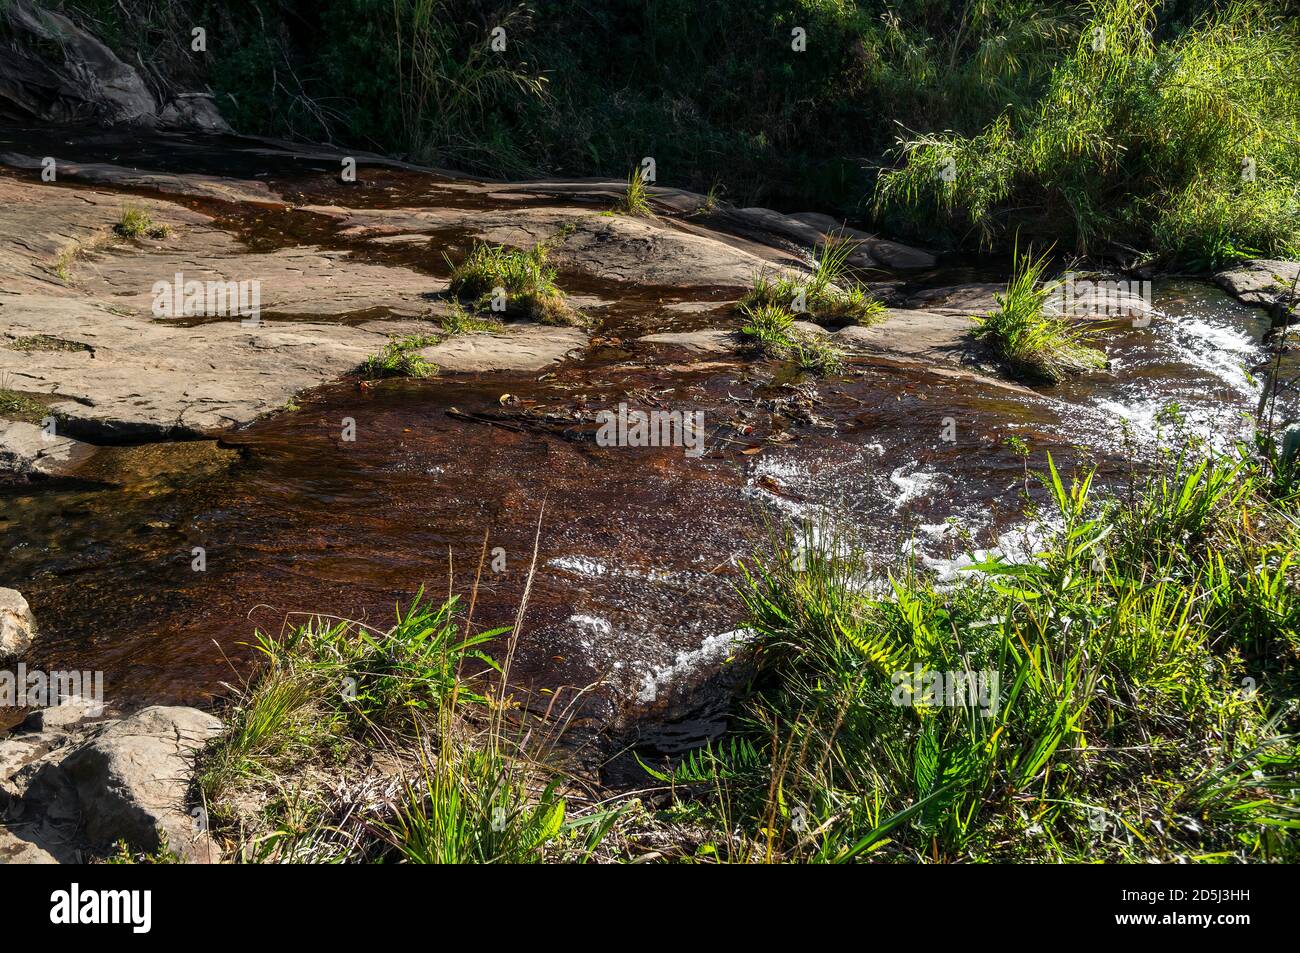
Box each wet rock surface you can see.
[420,325,589,373]
[1216,259,1300,311]
[0,421,98,476]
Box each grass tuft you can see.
[739,239,885,329]
[738,302,844,375]
[972,244,1107,383]
[114,205,172,240]
[615,168,654,217]
[361,334,440,379]
[447,241,581,326]
[194,587,623,863]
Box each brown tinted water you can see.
[2,128,1292,755]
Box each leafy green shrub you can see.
[876,0,1300,264]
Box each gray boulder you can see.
[1215,259,1300,313]
[0,0,229,131]
[9,706,223,863]
[0,0,155,125]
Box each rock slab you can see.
[2,705,222,863]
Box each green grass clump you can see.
[738,302,844,376]
[740,239,885,329]
[615,169,654,217]
[447,242,580,326]
[738,302,794,352]
[734,239,880,376]
[438,303,504,335]
[195,588,621,863]
[785,333,845,376]
[114,205,172,240]
[650,438,1300,863]
[197,591,499,805]
[7,335,91,353]
[0,389,52,424]
[361,334,439,378]
[384,740,615,864]
[972,246,1107,383]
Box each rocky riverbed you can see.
[1,124,1297,861]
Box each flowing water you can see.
[1,128,1291,756]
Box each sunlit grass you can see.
[972,245,1107,382]
[447,241,580,326]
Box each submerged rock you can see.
[0,421,97,477]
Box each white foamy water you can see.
[1168,317,1258,397]
[635,628,755,704]
[568,613,612,637]
[909,519,1058,585]
[888,464,943,510]
[548,555,690,586]
[1079,291,1268,453]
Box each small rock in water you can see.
[0,587,35,658]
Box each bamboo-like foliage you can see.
[876,0,1300,263]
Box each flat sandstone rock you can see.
[420,325,588,373]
